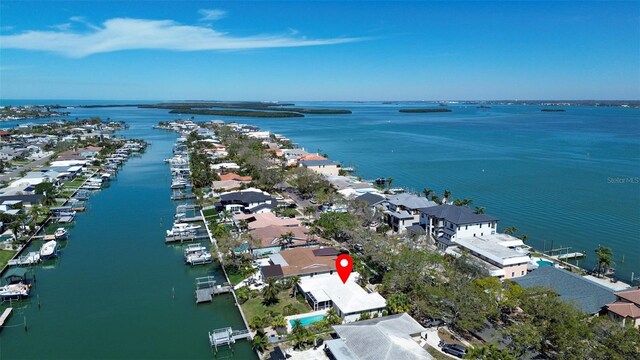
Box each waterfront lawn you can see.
[241,288,310,325]
[0,249,17,268]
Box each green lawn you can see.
[0,249,17,268]
[241,288,310,324]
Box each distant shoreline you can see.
[399,108,452,113]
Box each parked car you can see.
[442,344,467,358]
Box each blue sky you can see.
[1,1,639,100]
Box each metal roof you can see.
[420,204,498,225]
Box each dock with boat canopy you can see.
[170,193,196,200]
[208,327,251,353]
[165,233,209,243]
[195,276,232,303]
[7,252,41,266]
[551,252,585,260]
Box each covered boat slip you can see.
[194,276,232,303]
[3,267,29,285]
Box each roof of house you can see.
[297,154,327,161]
[455,236,530,266]
[420,204,498,225]
[606,301,640,318]
[249,225,309,248]
[263,247,337,278]
[514,266,617,314]
[299,160,341,167]
[0,194,43,204]
[299,273,387,315]
[354,192,386,206]
[235,212,300,230]
[219,189,273,204]
[615,288,640,305]
[388,193,436,210]
[326,313,432,360]
[211,180,244,191]
[218,172,252,182]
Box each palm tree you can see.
[422,188,433,199]
[503,226,518,235]
[443,190,451,204]
[262,278,280,305]
[252,331,268,352]
[461,199,473,206]
[271,314,287,333]
[303,206,316,220]
[386,177,393,190]
[519,234,528,242]
[289,275,301,298]
[29,205,44,230]
[41,190,57,206]
[474,206,485,214]
[430,195,441,204]
[595,246,614,277]
[219,209,232,223]
[279,231,295,250]
[9,220,21,241]
[324,308,342,325]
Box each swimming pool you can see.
[537,260,553,267]
[289,314,325,327]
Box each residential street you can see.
[0,154,53,183]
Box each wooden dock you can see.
[165,233,210,243]
[552,252,585,260]
[171,193,196,200]
[0,308,13,328]
[195,276,232,303]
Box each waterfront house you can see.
[384,193,436,233]
[0,194,43,207]
[419,204,498,247]
[218,172,252,182]
[216,188,276,214]
[261,247,337,280]
[299,159,341,176]
[447,234,530,279]
[606,288,640,328]
[233,212,300,230]
[515,266,617,315]
[323,313,433,360]
[298,272,387,323]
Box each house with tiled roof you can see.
[606,288,640,328]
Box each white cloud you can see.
[50,23,72,31]
[0,17,362,58]
[198,9,226,21]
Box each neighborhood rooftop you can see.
[420,203,498,224]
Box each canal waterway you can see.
[1,110,255,359]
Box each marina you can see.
[0,118,255,359]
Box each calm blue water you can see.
[290,314,325,327]
[1,100,639,284]
[0,106,255,359]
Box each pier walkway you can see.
[194,276,232,303]
[0,307,12,329]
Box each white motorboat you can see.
[40,240,58,259]
[170,178,187,189]
[166,223,201,237]
[184,245,212,265]
[0,283,30,299]
[54,228,68,240]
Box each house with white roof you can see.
[384,193,436,233]
[298,272,387,323]
[451,234,530,279]
[299,159,341,176]
[324,313,433,360]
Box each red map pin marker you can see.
[336,254,353,284]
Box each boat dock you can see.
[208,327,251,353]
[178,216,203,223]
[170,193,196,200]
[195,276,232,303]
[165,233,209,243]
[7,252,41,266]
[0,307,12,328]
[551,252,585,260]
